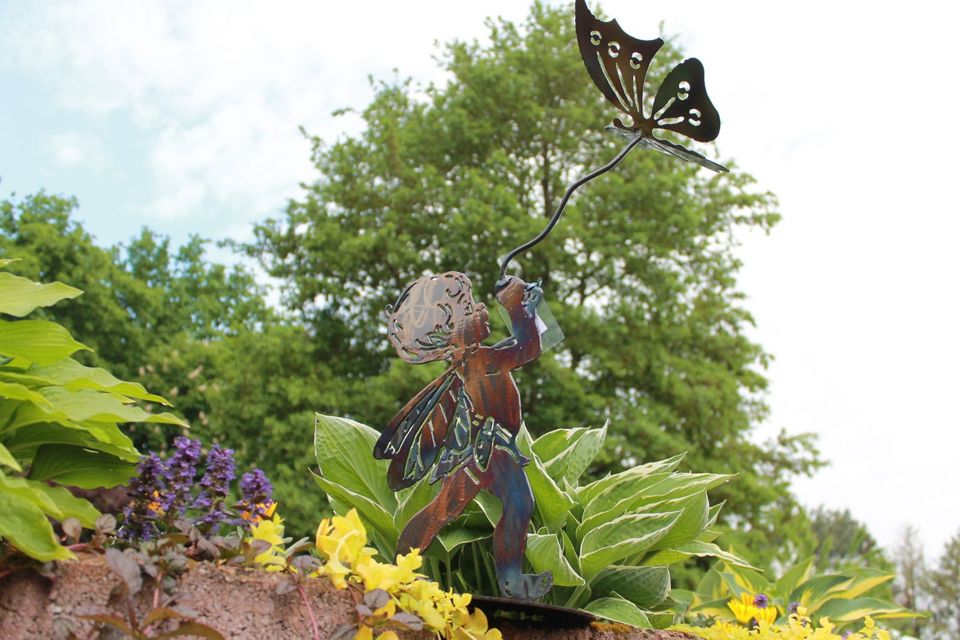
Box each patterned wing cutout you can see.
[374,370,466,490]
[575,0,663,131]
[651,59,721,142]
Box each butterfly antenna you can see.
[499,135,644,282]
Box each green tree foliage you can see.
[924,530,959,639]
[808,507,892,574]
[0,192,273,381]
[246,2,822,557]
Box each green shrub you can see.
[314,413,751,628]
[0,260,184,561]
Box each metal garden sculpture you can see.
[373,0,727,602]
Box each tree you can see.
[0,192,272,381]
[892,525,928,639]
[809,506,892,573]
[247,1,821,560]
[926,529,960,639]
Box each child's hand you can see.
[495,276,527,307]
[496,276,543,314]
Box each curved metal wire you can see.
[498,134,644,282]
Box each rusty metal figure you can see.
[375,272,551,600]
[373,0,727,604]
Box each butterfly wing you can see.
[374,370,466,490]
[576,0,727,173]
[651,58,721,143]
[575,0,663,131]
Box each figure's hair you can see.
[384,271,477,364]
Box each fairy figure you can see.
[374,271,553,600]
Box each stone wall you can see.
[0,555,695,640]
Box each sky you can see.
[1,0,958,561]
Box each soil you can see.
[0,554,697,639]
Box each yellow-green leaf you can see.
[28,445,137,488]
[0,320,89,365]
[0,272,82,317]
[583,597,652,628]
[526,533,584,587]
[30,359,170,405]
[26,481,100,528]
[0,442,22,471]
[0,492,73,562]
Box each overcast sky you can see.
[1,0,957,561]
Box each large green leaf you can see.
[3,422,140,461]
[0,492,73,561]
[775,557,814,595]
[0,272,82,317]
[577,472,672,538]
[827,568,894,600]
[311,472,398,544]
[646,490,709,551]
[27,481,100,527]
[632,473,733,507]
[437,528,490,555]
[28,444,137,488]
[642,541,755,569]
[579,453,686,505]
[580,511,681,580]
[0,320,89,365]
[789,574,851,609]
[394,476,439,531]
[0,473,63,518]
[11,387,185,429]
[517,425,575,532]
[583,597,652,628]
[314,413,396,511]
[0,380,52,408]
[30,359,170,405]
[533,423,606,485]
[473,490,502,528]
[525,533,584,587]
[590,566,670,609]
[0,442,21,471]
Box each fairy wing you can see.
[575,0,727,172]
[374,369,469,490]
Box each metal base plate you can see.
[469,595,597,628]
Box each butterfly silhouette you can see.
[575,0,728,173]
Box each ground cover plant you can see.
[0,262,185,562]
[673,557,918,631]
[315,413,753,628]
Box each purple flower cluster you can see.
[118,452,166,542]
[194,445,236,528]
[238,469,274,522]
[160,436,202,514]
[753,593,770,609]
[118,437,274,542]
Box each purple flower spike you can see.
[753,593,770,609]
[118,452,166,542]
[194,445,236,528]
[237,468,275,526]
[160,436,202,516]
[240,469,273,504]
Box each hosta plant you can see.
[0,261,185,562]
[314,413,751,628]
[674,557,919,630]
